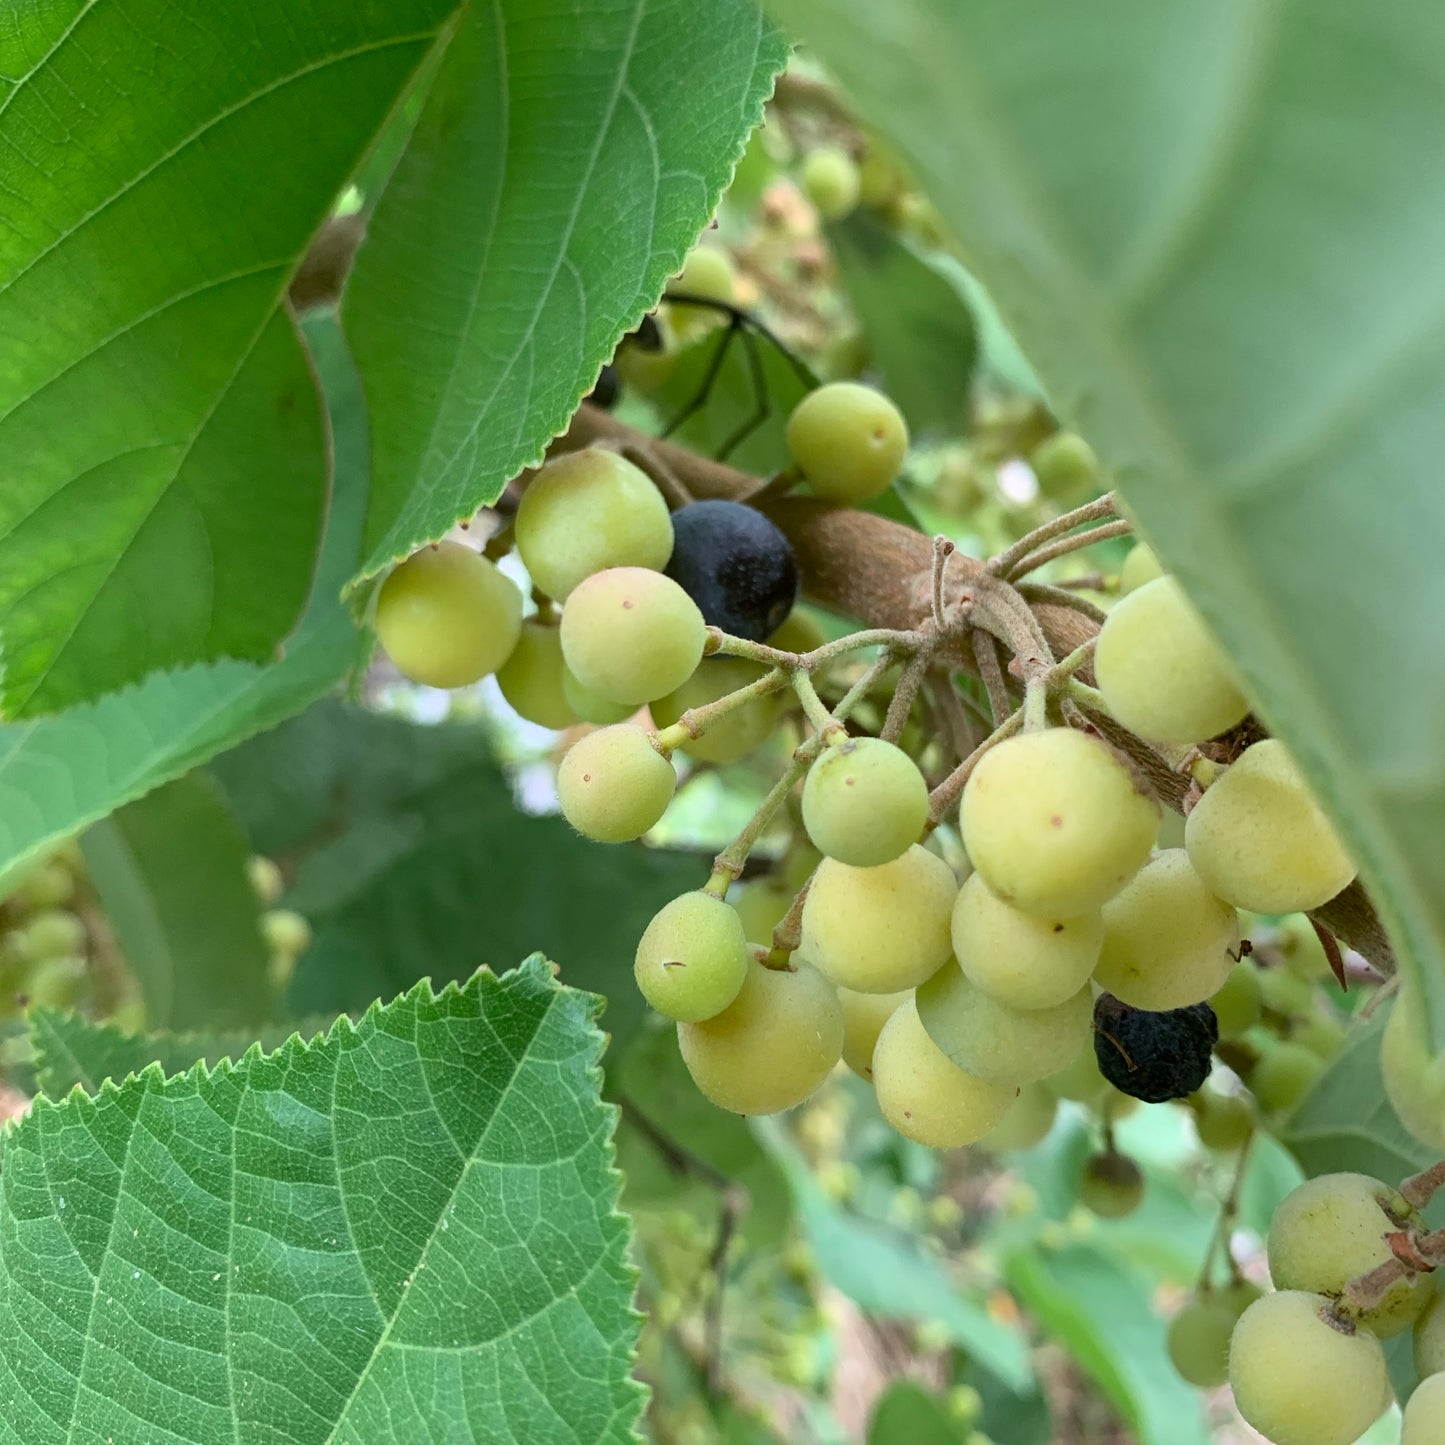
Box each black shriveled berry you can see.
[587,363,621,410]
[665,500,799,642]
[1093,993,1218,1103]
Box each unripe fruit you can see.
[1268,1171,1430,1338]
[1079,1150,1144,1218]
[960,729,1158,918]
[728,878,793,947]
[800,845,956,993]
[24,954,87,1010]
[837,987,907,1078]
[1191,1089,1254,1151]
[1250,1039,1323,1116]
[651,658,781,764]
[22,910,87,961]
[556,725,676,842]
[1416,1288,1445,1378]
[634,892,749,1022]
[980,1083,1058,1151]
[666,247,737,341]
[515,449,673,601]
[1095,577,1249,744]
[561,667,635,725]
[246,855,285,907]
[375,541,522,689]
[786,382,909,505]
[1404,1373,1445,1445]
[1030,431,1099,504]
[800,146,861,220]
[1382,985,1445,1152]
[1167,1295,1236,1387]
[949,872,1102,1011]
[1093,849,1240,1010]
[13,861,75,911]
[917,962,1091,1085]
[678,959,843,1114]
[1119,542,1163,594]
[802,738,929,868]
[261,909,311,958]
[560,567,706,705]
[872,1000,1016,1148]
[1208,961,1263,1039]
[496,619,579,729]
[1185,739,1355,912]
[1228,1291,1388,1445]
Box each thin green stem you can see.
[1197,1133,1256,1292]
[1023,677,1049,733]
[1050,638,1098,682]
[1065,677,1108,713]
[653,667,790,755]
[970,630,1012,725]
[882,648,933,743]
[793,669,841,739]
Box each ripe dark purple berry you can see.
[1093,993,1218,1103]
[665,500,799,642]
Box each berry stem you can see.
[970,630,1012,725]
[768,874,814,965]
[652,667,791,755]
[792,669,841,739]
[1197,1133,1256,1291]
[1049,638,1099,682]
[987,492,1119,579]
[1402,1160,1445,1211]
[1005,517,1134,580]
[881,648,932,743]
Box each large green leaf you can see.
[1280,1010,1438,1185]
[80,774,274,1031]
[0,314,370,891]
[210,701,704,1050]
[344,0,788,574]
[828,211,977,435]
[753,1116,1032,1391]
[0,959,642,1444]
[0,0,455,715]
[766,0,1445,1043]
[29,1009,329,1099]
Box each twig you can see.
[1017,580,1109,626]
[931,536,955,630]
[882,650,931,743]
[988,493,1119,578]
[1199,1134,1256,1291]
[971,629,1012,724]
[1006,517,1135,579]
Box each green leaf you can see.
[828,211,977,435]
[1004,1243,1210,1445]
[343,0,788,574]
[868,1382,969,1445]
[764,0,1445,1045]
[0,313,369,891]
[1279,1011,1438,1183]
[0,1,454,715]
[753,1116,1032,1391]
[80,772,273,1031]
[211,701,704,1052]
[0,959,643,1444]
[29,1009,333,1099]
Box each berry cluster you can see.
[1180,1165,1445,1445]
[0,844,95,1014]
